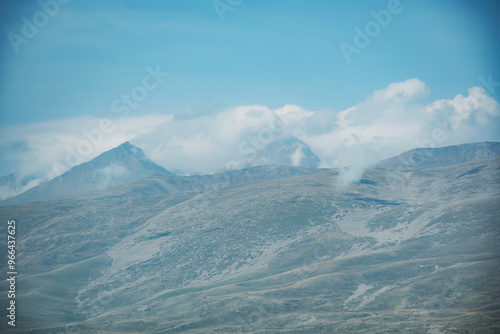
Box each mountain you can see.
[1,138,323,205]
[1,141,325,206]
[377,141,500,170]
[252,136,321,168]
[0,142,175,205]
[0,143,499,333]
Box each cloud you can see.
[134,104,314,173]
[135,80,498,180]
[425,86,499,126]
[94,163,130,188]
[300,79,499,185]
[0,175,44,201]
[370,78,429,103]
[290,146,304,167]
[1,78,499,199]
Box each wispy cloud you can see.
[94,163,130,188]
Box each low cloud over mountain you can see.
[0,142,174,205]
[0,79,498,198]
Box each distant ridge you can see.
[376,142,500,170]
[4,141,499,206]
[0,142,175,205]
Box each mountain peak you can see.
[120,141,132,147]
[1,143,175,205]
[118,141,137,152]
[108,141,147,160]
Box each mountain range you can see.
[0,141,499,333]
[0,137,324,205]
[4,141,499,207]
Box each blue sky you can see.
[0,0,499,195]
[1,0,499,126]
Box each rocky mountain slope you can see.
[377,141,500,170]
[0,143,499,333]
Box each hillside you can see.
[376,141,500,170]
[0,145,498,333]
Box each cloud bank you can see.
[1,78,499,198]
[300,79,498,185]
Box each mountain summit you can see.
[99,141,175,177]
[1,142,175,205]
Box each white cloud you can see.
[135,82,498,179]
[290,146,304,167]
[425,86,499,126]
[94,163,130,188]
[0,176,44,201]
[134,104,314,173]
[370,78,429,103]
[1,79,499,199]
[301,80,499,185]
